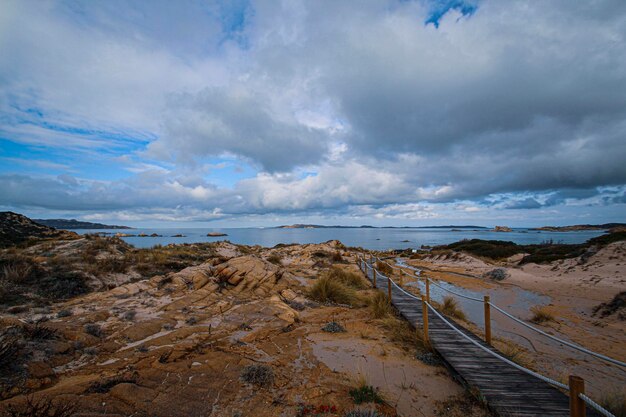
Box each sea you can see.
[76,227,607,250]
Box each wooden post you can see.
[387,275,392,303]
[421,295,429,344]
[372,267,377,288]
[425,279,430,303]
[569,375,586,417]
[484,295,492,345]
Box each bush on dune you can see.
[308,276,359,305]
[368,292,391,319]
[439,296,467,321]
[324,266,367,289]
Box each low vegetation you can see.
[495,340,532,369]
[368,292,392,319]
[375,260,393,275]
[439,296,467,321]
[529,306,555,324]
[324,266,367,289]
[266,253,282,265]
[593,291,626,320]
[321,321,346,333]
[239,364,274,386]
[434,231,626,264]
[599,391,626,417]
[308,276,359,305]
[349,383,384,405]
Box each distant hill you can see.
[0,212,78,247]
[34,218,132,230]
[532,223,626,232]
[276,224,487,229]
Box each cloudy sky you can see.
[1,0,625,227]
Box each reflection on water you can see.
[391,258,626,396]
[396,258,551,332]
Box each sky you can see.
[1,0,625,227]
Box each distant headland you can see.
[33,218,132,230]
[276,224,488,229]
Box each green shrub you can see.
[349,385,384,404]
[267,254,282,265]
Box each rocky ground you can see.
[0,236,493,417]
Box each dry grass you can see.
[324,266,367,289]
[308,276,360,305]
[600,391,626,417]
[380,315,425,351]
[266,253,282,265]
[349,373,384,405]
[375,260,393,275]
[439,296,467,321]
[240,364,274,386]
[368,292,392,318]
[530,306,555,324]
[495,340,532,369]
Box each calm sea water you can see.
[77,227,606,250]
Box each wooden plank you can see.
[360,260,601,417]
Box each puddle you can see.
[396,258,550,332]
[392,258,626,397]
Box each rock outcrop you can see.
[0,211,78,247]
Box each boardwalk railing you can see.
[374,256,626,369]
[357,255,619,417]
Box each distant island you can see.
[532,223,626,232]
[276,224,488,229]
[34,218,132,230]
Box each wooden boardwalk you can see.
[362,261,600,417]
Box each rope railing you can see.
[370,262,569,390]
[580,393,616,417]
[358,255,618,417]
[488,302,626,368]
[373,255,626,369]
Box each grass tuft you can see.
[349,383,384,405]
[599,391,626,417]
[266,254,282,265]
[439,296,467,321]
[530,306,555,324]
[240,364,274,386]
[375,261,393,276]
[368,292,391,319]
[308,276,360,306]
[325,266,367,289]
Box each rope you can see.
[489,302,626,368]
[363,258,621,414]
[375,256,626,369]
[378,267,569,390]
[426,278,484,302]
[579,393,616,417]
